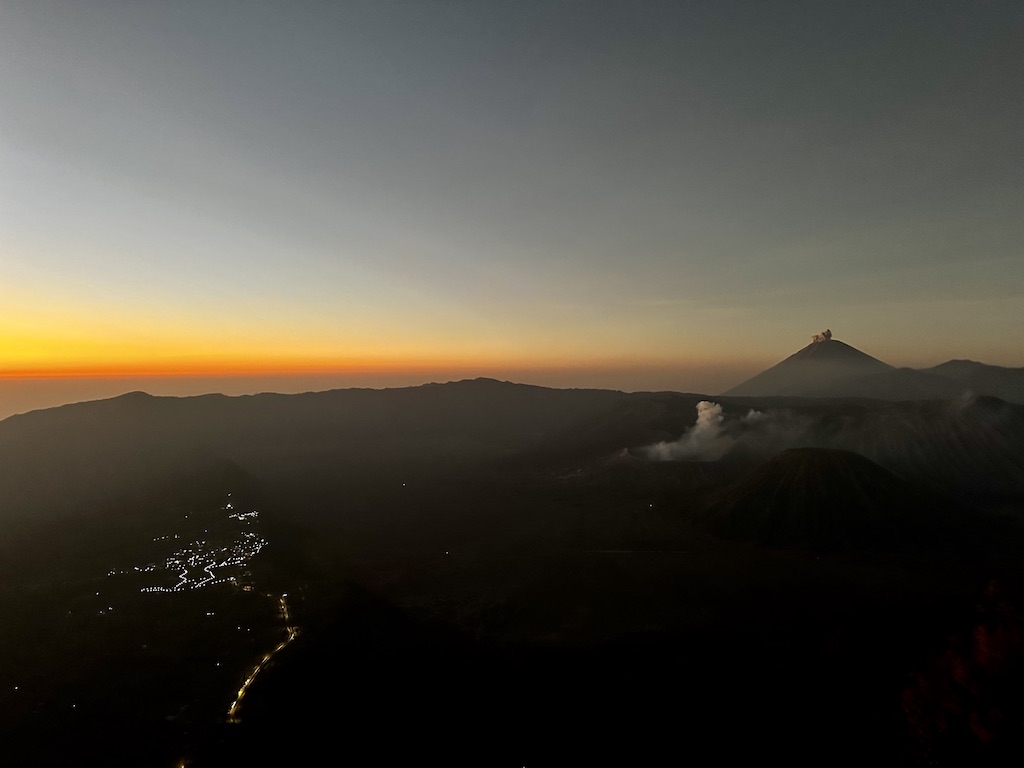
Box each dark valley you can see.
[2,338,1024,766]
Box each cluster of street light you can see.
[102,498,269,593]
[138,528,268,593]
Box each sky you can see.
[2,0,1022,417]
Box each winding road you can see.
[227,594,299,723]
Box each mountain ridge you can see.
[724,337,1022,403]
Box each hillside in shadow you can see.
[1,379,1023,765]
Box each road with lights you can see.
[227,594,300,723]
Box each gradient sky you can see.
[2,0,1022,414]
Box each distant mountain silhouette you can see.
[921,360,1024,405]
[707,448,954,551]
[2,376,1023,532]
[724,337,963,400]
[0,379,630,524]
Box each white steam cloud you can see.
[644,400,733,461]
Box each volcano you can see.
[707,447,954,551]
[724,335,962,400]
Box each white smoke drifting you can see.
[645,400,734,461]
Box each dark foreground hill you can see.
[1,379,1024,765]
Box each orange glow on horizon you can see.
[0,353,750,382]
[0,359,477,380]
